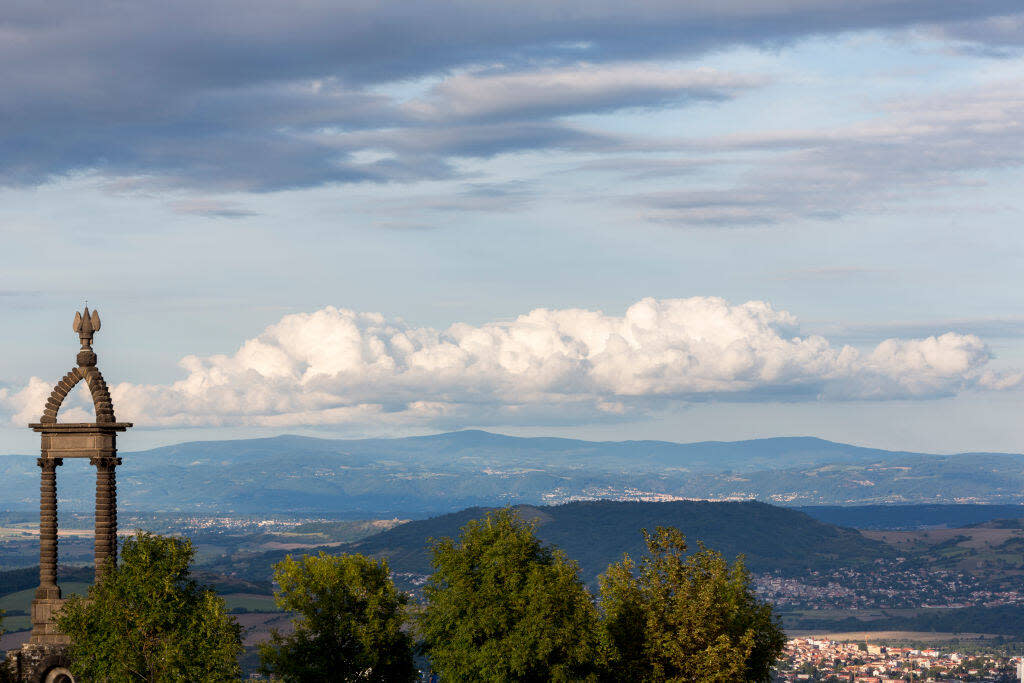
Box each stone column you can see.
[36,457,62,600]
[91,456,121,580]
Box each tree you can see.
[0,609,10,683]
[56,532,242,682]
[599,527,786,682]
[418,508,606,682]
[258,552,416,682]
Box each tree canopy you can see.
[418,508,606,682]
[599,527,786,682]
[0,612,12,683]
[259,552,416,682]
[56,532,242,682]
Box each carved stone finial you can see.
[73,306,100,347]
[73,306,100,367]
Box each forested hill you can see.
[345,500,891,583]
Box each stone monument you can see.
[4,307,132,683]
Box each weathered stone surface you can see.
[4,643,72,683]
[91,455,120,580]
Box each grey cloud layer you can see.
[937,12,1024,55]
[1,297,1018,429]
[1,1,1021,191]
[637,80,1024,226]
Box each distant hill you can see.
[1,431,1022,515]
[799,505,1024,530]
[354,500,893,580]
[125,430,912,473]
[201,500,893,586]
[964,518,1024,529]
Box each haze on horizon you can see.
[2,1,1024,455]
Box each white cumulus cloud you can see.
[2,297,1019,429]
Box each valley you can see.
[4,500,1024,649]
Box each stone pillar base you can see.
[3,643,74,682]
[33,586,60,601]
[28,598,69,646]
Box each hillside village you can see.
[777,638,1023,682]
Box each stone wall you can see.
[4,644,73,682]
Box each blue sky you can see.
[1,1,1023,454]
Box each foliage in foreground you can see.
[600,527,786,682]
[259,552,416,682]
[56,532,242,682]
[0,608,8,683]
[42,513,784,682]
[419,508,607,681]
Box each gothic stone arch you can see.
[4,307,133,683]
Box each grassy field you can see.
[865,527,1024,550]
[863,527,1024,572]
[190,543,232,564]
[0,587,279,637]
[1,587,277,615]
[1,614,30,632]
[0,581,91,615]
[0,581,92,634]
[222,592,279,613]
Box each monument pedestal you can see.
[29,596,70,646]
[3,594,72,682]
[4,644,73,683]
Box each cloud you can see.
[394,182,538,214]
[0,378,93,425]
[934,11,1024,56]
[409,64,762,122]
[635,79,1024,226]
[0,378,52,425]
[168,199,258,218]
[820,317,1024,345]
[3,297,1019,429]
[339,121,616,160]
[0,1,1019,191]
[573,157,713,181]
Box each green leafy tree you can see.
[599,527,786,682]
[56,532,242,682]
[0,609,9,683]
[259,552,416,682]
[419,508,607,681]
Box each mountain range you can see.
[1,430,1022,516]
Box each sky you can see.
[1,1,1024,454]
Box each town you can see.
[755,560,1024,610]
[776,638,1024,682]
